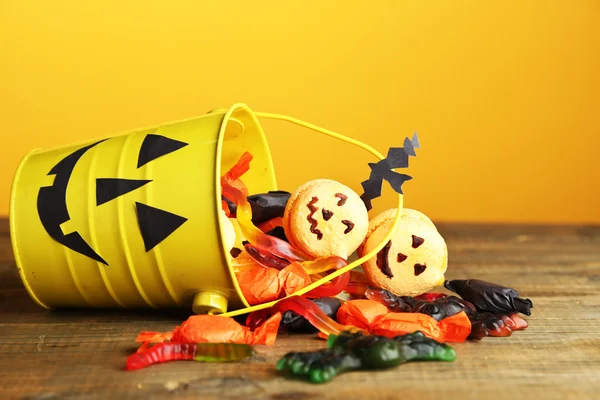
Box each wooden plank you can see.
[1,219,600,399]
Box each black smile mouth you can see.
[37,140,109,265]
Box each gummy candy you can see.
[364,287,415,312]
[302,257,350,299]
[276,330,456,384]
[244,243,290,270]
[414,292,448,302]
[271,296,366,337]
[468,312,529,340]
[222,182,308,262]
[221,151,253,197]
[279,297,343,333]
[126,342,254,371]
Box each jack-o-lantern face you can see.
[359,208,447,296]
[283,179,369,259]
[37,134,189,266]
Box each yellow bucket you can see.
[9,103,404,316]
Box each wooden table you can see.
[1,220,600,400]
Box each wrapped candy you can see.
[235,263,282,305]
[255,297,470,343]
[365,287,476,320]
[234,261,311,305]
[135,313,282,346]
[264,226,288,242]
[247,191,291,224]
[444,279,533,316]
[335,299,388,330]
[336,299,471,343]
[280,262,313,297]
[371,311,471,343]
[366,287,529,340]
[257,217,284,233]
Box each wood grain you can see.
[1,220,600,400]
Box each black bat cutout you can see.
[360,133,420,210]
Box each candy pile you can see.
[124,142,533,383]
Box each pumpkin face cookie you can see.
[283,179,369,259]
[358,208,447,296]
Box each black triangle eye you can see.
[322,209,333,221]
[412,235,425,248]
[137,134,189,168]
[135,202,188,251]
[414,263,427,276]
[96,178,151,206]
[131,134,190,252]
[92,134,191,255]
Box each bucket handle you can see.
[220,111,404,317]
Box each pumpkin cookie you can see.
[283,179,369,259]
[358,208,447,296]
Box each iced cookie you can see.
[283,179,369,259]
[358,208,447,297]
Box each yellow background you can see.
[1,1,599,224]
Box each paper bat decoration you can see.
[359,133,420,210]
